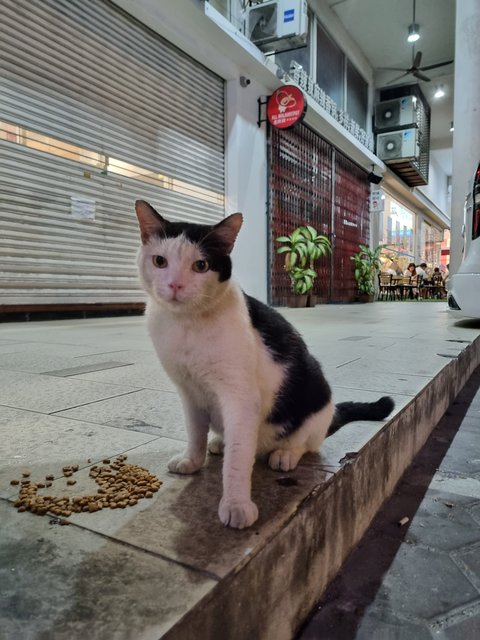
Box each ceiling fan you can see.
[380,50,454,85]
[378,0,453,84]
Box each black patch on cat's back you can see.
[244,294,302,362]
[244,294,332,437]
[161,221,232,282]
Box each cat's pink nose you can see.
[168,282,184,293]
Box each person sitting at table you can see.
[431,267,445,298]
[415,262,429,297]
[415,263,429,281]
[400,263,417,298]
[382,258,402,276]
[390,260,403,275]
[403,263,425,299]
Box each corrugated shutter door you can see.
[0,0,225,307]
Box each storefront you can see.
[268,121,370,305]
[378,192,447,275]
[0,0,225,311]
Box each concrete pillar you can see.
[225,77,269,302]
[450,0,480,274]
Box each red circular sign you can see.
[267,85,307,129]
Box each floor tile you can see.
[0,370,137,414]
[55,388,186,439]
[0,501,215,640]
[0,406,157,498]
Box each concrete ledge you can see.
[163,336,480,640]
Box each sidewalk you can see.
[1,302,480,639]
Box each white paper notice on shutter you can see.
[71,196,96,220]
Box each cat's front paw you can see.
[168,455,203,474]
[218,497,259,529]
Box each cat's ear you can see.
[135,200,168,244]
[212,213,243,254]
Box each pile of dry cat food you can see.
[10,455,161,521]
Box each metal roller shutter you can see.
[0,0,225,308]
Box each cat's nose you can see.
[168,282,184,293]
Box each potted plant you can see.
[350,243,386,302]
[276,225,332,307]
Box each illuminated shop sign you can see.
[267,85,307,129]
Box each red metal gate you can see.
[268,123,370,304]
[332,153,371,302]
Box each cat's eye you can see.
[192,259,209,273]
[152,255,168,268]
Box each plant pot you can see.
[307,294,317,307]
[358,293,375,303]
[287,294,309,308]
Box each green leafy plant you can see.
[276,225,332,295]
[350,244,386,296]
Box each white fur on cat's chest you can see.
[146,302,248,388]
[145,294,284,432]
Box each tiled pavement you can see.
[1,303,480,639]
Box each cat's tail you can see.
[327,396,394,437]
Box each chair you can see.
[397,276,415,300]
[414,274,423,299]
[378,274,396,301]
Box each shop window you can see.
[316,24,344,108]
[381,198,415,272]
[346,60,368,129]
[421,221,443,268]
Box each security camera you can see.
[368,171,383,184]
[240,76,251,88]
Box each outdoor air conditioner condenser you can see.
[376,128,420,162]
[246,0,308,52]
[374,96,417,132]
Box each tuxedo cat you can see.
[135,200,394,529]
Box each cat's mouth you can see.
[164,292,185,306]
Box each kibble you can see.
[11,456,161,519]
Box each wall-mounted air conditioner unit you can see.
[374,96,417,132]
[246,0,308,52]
[376,128,420,162]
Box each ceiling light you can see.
[434,85,445,99]
[407,23,420,42]
[450,121,454,132]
